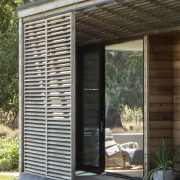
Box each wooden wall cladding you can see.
[173,34,180,154]
[149,32,180,166]
[149,34,174,150]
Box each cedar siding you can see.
[149,32,180,168]
[173,33,180,168]
[149,34,174,150]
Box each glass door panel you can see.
[83,51,100,167]
[76,46,105,173]
[105,39,144,179]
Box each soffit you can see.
[76,0,180,45]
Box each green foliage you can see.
[0,0,17,34]
[0,1,18,113]
[0,31,18,112]
[105,50,143,127]
[0,159,12,171]
[145,139,180,180]
[121,105,143,122]
[0,174,18,180]
[106,51,143,110]
[0,136,19,171]
[0,0,36,126]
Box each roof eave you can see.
[17,0,52,11]
[17,0,133,18]
[17,0,88,18]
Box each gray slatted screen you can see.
[24,19,46,176]
[23,13,75,180]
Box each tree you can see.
[105,50,143,127]
[0,0,35,128]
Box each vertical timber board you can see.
[143,35,149,175]
[70,13,76,179]
[19,17,24,172]
[23,13,75,180]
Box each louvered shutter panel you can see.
[46,15,72,179]
[23,13,75,180]
[24,20,47,176]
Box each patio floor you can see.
[76,175,128,180]
[75,168,143,180]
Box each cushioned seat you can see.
[122,148,143,166]
[105,128,143,168]
[105,128,124,167]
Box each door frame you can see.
[76,37,147,176]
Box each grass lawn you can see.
[0,174,18,180]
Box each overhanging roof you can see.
[18,0,180,45]
[76,0,180,45]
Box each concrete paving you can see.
[75,172,142,180]
[76,175,128,180]
[0,171,141,180]
[76,170,142,180]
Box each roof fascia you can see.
[17,0,105,18]
[17,0,54,10]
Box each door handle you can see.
[101,111,105,132]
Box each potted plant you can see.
[145,139,180,180]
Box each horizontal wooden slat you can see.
[25,168,45,175]
[149,103,173,112]
[149,112,173,121]
[149,87,173,95]
[149,78,172,86]
[149,44,173,52]
[174,96,180,103]
[149,70,173,78]
[149,129,173,138]
[149,95,173,103]
[173,104,180,112]
[149,61,173,70]
[150,121,173,129]
[148,52,173,61]
[149,138,173,147]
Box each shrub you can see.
[0,159,12,171]
[0,136,19,171]
[121,105,143,122]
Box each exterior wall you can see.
[173,33,180,168]
[149,31,180,170]
[148,34,174,151]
